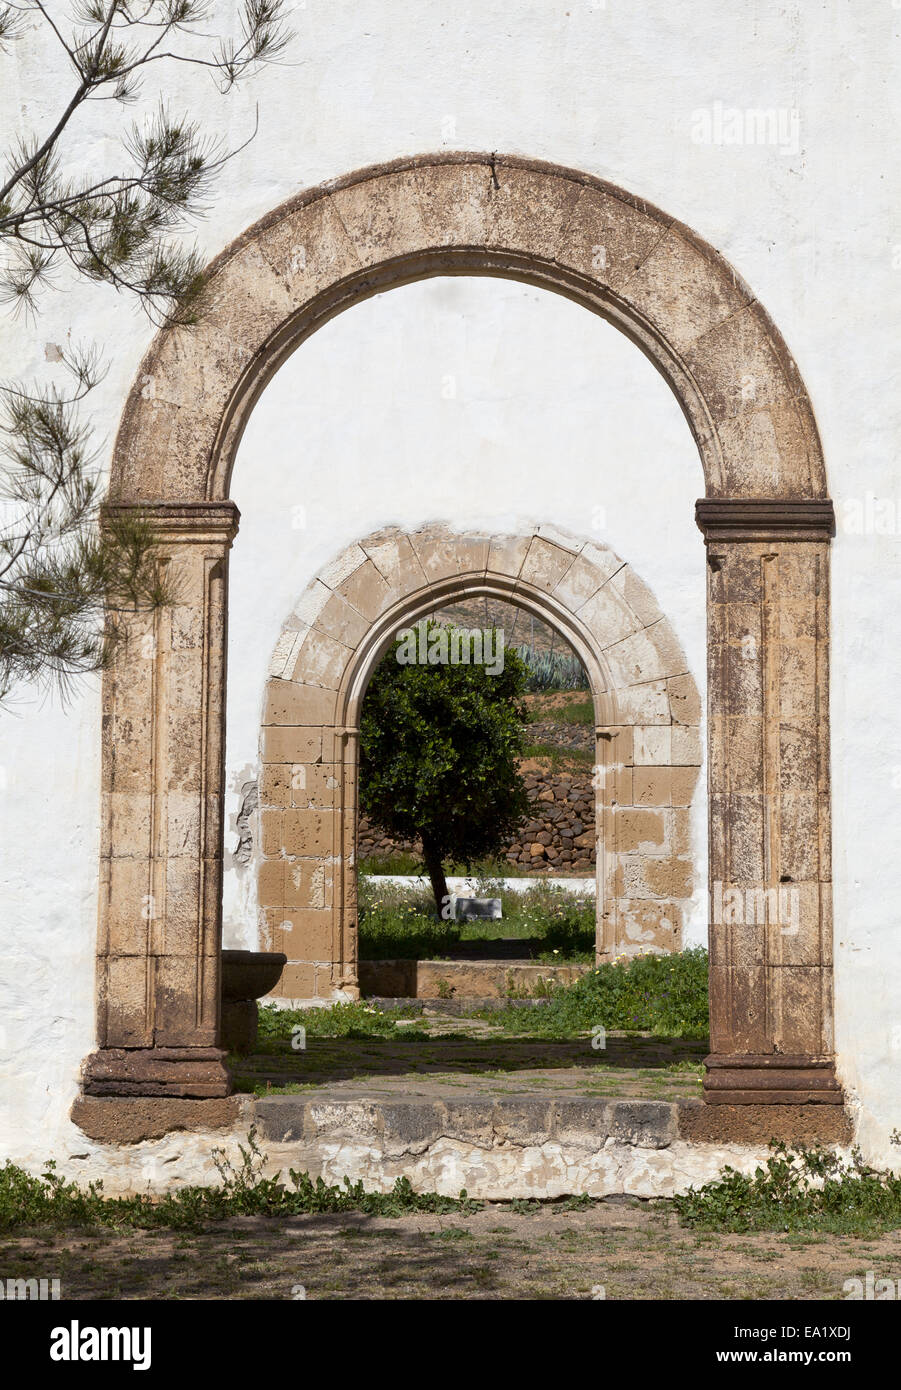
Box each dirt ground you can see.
[3,1200,898,1300]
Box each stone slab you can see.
[358,958,591,999]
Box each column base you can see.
[703,1054,843,1105]
[82,1047,232,1099]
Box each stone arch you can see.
[255,524,702,1001]
[111,152,825,506]
[88,154,840,1111]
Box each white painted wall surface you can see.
[221,277,707,953]
[0,0,898,1174]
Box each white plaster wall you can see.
[0,0,898,1172]
[221,277,707,951]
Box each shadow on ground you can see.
[2,1201,891,1299]
[229,1032,708,1100]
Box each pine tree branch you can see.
[0,2,292,699]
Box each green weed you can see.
[0,1129,482,1232]
[675,1143,901,1236]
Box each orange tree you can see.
[359,622,531,914]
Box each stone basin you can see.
[221,949,286,1002]
[221,951,286,1053]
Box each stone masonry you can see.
[358,767,598,872]
[85,154,840,1114]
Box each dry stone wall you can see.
[358,767,597,873]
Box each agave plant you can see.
[515,645,588,692]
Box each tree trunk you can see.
[421,833,451,919]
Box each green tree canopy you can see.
[359,622,531,914]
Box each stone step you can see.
[256,1090,680,1148]
[250,1090,852,1199]
[364,996,551,1014]
[359,956,591,999]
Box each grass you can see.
[7,1199,901,1299]
[254,948,708,1046]
[32,1118,890,1243]
[257,1000,421,1042]
[0,1129,482,1233]
[358,878,460,959]
[358,851,425,876]
[675,1143,901,1236]
[480,947,710,1038]
[359,853,530,878]
[521,742,595,772]
[358,876,596,961]
[237,1006,709,1100]
[528,696,595,726]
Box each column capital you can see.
[695,497,835,543]
[102,499,240,544]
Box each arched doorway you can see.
[88,154,839,1109]
[256,524,701,1001]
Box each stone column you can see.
[83,501,239,1097]
[696,499,841,1104]
[335,725,360,998]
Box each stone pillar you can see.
[696,499,842,1104]
[335,725,360,998]
[83,501,239,1097]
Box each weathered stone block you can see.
[578,581,641,647]
[256,195,362,303]
[552,182,667,295]
[492,1098,554,1146]
[282,807,336,857]
[633,725,673,765]
[288,628,353,690]
[274,908,334,961]
[608,1100,678,1148]
[380,1101,444,1154]
[261,727,329,764]
[262,680,337,727]
[283,858,335,911]
[519,536,577,594]
[666,673,702,724]
[631,768,672,807]
[335,559,393,622]
[442,1098,496,1145]
[615,808,666,852]
[553,1098,610,1148]
[271,962,317,999]
[312,590,372,648]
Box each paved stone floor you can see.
[231,1024,706,1102]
